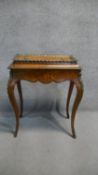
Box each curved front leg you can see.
[66,81,74,118]
[17,80,23,118]
[71,78,83,138]
[7,78,20,137]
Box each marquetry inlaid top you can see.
[9,55,80,70]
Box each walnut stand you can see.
[7,55,83,138]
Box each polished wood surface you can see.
[7,54,83,138]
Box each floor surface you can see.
[0,111,98,175]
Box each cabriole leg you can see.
[71,78,83,138]
[66,81,74,118]
[7,78,20,137]
[17,80,23,118]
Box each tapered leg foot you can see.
[14,131,18,137]
[67,113,69,119]
[72,129,76,139]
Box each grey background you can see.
[0,0,98,112]
[0,1,98,175]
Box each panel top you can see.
[13,54,76,63]
[8,54,81,70]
